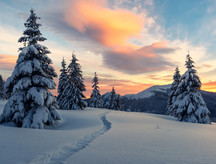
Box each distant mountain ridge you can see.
[119,85,216,121]
[124,85,171,99]
[99,85,216,121]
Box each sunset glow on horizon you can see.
[1,0,216,97]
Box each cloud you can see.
[41,9,106,56]
[40,1,181,75]
[202,64,213,68]
[44,3,178,75]
[40,0,213,77]
[146,74,173,82]
[42,11,88,42]
[103,42,176,74]
[64,0,144,47]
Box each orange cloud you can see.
[64,0,144,47]
[62,1,177,75]
[0,54,17,70]
[146,74,173,82]
[202,64,212,68]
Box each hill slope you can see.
[1,102,216,164]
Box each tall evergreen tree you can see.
[89,72,103,108]
[116,94,123,111]
[0,75,6,100]
[0,9,61,128]
[62,53,87,110]
[166,67,181,116]
[174,54,210,124]
[57,57,68,109]
[108,87,117,110]
[103,93,111,109]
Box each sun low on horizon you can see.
[0,0,216,97]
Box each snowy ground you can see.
[0,101,216,164]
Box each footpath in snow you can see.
[64,111,216,164]
[30,110,111,164]
[0,104,110,164]
[1,102,216,164]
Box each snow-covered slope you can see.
[124,84,171,99]
[1,102,216,164]
[69,111,216,164]
[0,103,108,164]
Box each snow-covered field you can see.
[0,100,216,164]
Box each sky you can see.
[1,0,216,97]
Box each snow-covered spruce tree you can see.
[166,67,181,116]
[116,94,123,111]
[0,75,6,100]
[57,57,68,109]
[0,9,61,128]
[103,94,111,109]
[89,72,103,108]
[174,54,210,124]
[108,87,118,110]
[61,53,87,110]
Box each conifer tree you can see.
[0,9,61,128]
[89,72,103,108]
[166,67,181,116]
[103,93,111,109]
[62,53,87,110]
[108,87,117,110]
[116,94,123,111]
[57,57,68,109]
[174,54,210,124]
[0,75,6,100]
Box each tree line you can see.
[56,54,123,111]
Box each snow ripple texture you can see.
[29,111,111,164]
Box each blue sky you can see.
[154,0,216,52]
[0,0,216,96]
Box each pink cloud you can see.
[47,1,177,75]
[64,0,144,47]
